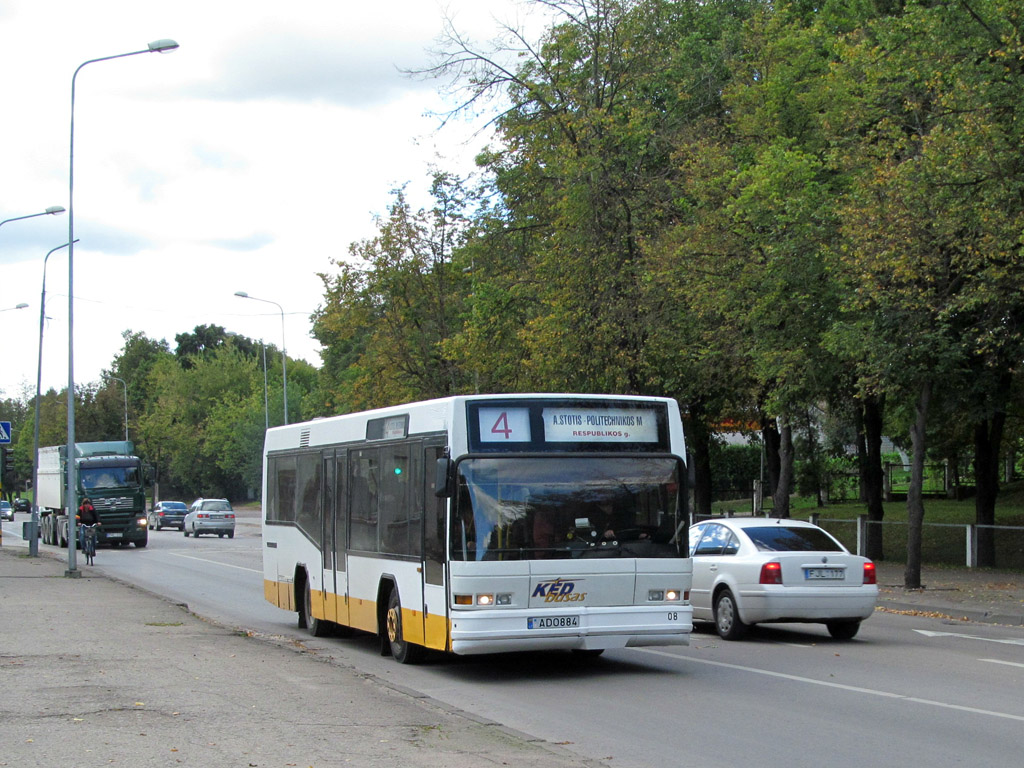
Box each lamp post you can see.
[28,241,75,557]
[0,206,65,229]
[66,38,179,577]
[234,292,288,425]
[260,339,269,431]
[110,377,129,441]
[0,303,29,312]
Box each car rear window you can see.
[165,503,187,511]
[201,500,232,511]
[745,526,844,553]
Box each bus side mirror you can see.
[434,458,453,498]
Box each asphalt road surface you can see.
[14,512,1024,768]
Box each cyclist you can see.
[77,497,101,551]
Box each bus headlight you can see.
[137,517,148,528]
[649,589,683,602]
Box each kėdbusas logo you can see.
[532,578,587,603]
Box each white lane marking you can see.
[914,629,1024,646]
[636,648,1024,723]
[167,551,262,574]
[980,659,1024,669]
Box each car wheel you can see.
[826,620,861,640]
[385,589,424,664]
[714,588,749,641]
[227,531,234,539]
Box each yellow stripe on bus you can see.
[264,578,451,652]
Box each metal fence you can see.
[692,510,1024,571]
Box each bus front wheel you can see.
[385,590,424,664]
[299,574,330,638]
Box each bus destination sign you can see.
[543,407,659,443]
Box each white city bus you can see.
[262,394,693,663]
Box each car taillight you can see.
[863,561,877,585]
[197,513,208,519]
[759,561,783,585]
[226,514,235,519]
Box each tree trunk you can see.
[685,401,714,519]
[772,417,793,519]
[761,416,781,497]
[905,381,931,590]
[974,373,1010,568]
[803,408,824,507]
[862,395,886,561]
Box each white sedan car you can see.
[688,517,877,640]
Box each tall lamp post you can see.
[234,291,288,425]
[0,206,65,229]
[0,303,29,313]
[28,241,75,557]
[66,38,179,577]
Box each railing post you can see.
[857,514,867,557]
[752,479,762,516]
[808,512,820,526]
[966,524,977,568]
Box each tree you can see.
[828,0,1024,584]
[314,177,473,411]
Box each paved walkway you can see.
[0,543,603,768]
[874,561,1024,626]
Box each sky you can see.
[0,0,545,400]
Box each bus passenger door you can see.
[330,451,349,626]
[421,443,448,651]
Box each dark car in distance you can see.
[148,500,188,531]
[13,497,31,513]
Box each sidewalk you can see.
[0,545,603,768]
[874,561,1024,626]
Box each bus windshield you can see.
[452,456,684,561]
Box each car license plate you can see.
[805,567,843,580]
[528,616,579,629]
[107,532,122,538]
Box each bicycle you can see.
[81,524,98,566]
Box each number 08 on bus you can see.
[262,394,693,663]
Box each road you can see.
[6,511,1024,767]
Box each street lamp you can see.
[0,303,29,312]
[0,206,65,228]
[29,241,75,557]
[110,377,129,441]
[66,38,179,577]
[234,291,289,425]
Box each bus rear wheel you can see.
[385,590,424,664]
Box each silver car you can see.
[689,517,878,640]
[183,498,236,538]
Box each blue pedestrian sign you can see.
[0,421,10,443]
